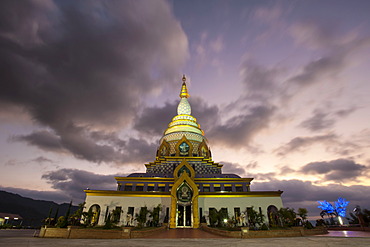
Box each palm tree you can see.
[297,208,308,225]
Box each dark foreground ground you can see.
[1,229,370,247]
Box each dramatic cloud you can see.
[275,133,362,157]
[13,129,156,165]
[190,97,221,134]
[11,130,64,152]
[134,102,176,137]
[4,156,57,168]
[288,21,370,88]
[220,161,247,177]
[275,133,337,156]
[208,105,275,148]
[289,55,346,87]
[301,159,368,182]
[42,168,125,202]
[253,179,370,217]
[239,60,283,103]
[299,106,358,132]
[299,110,335,132]
[0,0,188,165]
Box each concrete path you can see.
[324,230,370,237]
[1,236,370,247]
[1,229,370,247]
[142,228,226,238]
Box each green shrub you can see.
[103,213,113,229]
[304,221,314,229]
[260,223,269,230]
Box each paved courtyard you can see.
[1,229,370,247]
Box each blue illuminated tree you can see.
[317,197,350,218]
[317,200,335,215]
[335,197,350,217]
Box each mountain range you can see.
[0,190,78,227]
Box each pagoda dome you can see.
[157,75,210,158]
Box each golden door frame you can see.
[170,160,199,228]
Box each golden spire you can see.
[179,74,190,98]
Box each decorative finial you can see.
[179,74,189,98]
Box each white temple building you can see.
[84,76,284,228]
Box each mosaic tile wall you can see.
[146,161,221,175]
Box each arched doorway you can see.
[267,205,279,227]
[89,204,101,226]
[176,182,193,227]
[170,159,199,228]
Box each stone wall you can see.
[243,228,301,238]
[242,226,328,238]
[200,224,241,238]
[201,225,328,238]
[39,225,166,239]
[39,225,327,239]
[39,227,69,238]
[68,228,123,239]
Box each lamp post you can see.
[353,206,365,228]
[4,217,9,225]
[13,217,19,227]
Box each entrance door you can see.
[177,204,192,227]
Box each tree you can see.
[335,198,349,217]
[318,197,349,218]
[56,200,73,228]
[82,208,94,226]
[53,207,59,226]
[347,212,359,224]
[135,206,149,228]
[149,204,161,227]
[56,216,66,228]
[208,208,218,227]
[45,205,53,226]
[351,206,370,227]
[70,202,85,226]
[278,207,297,227]
[111,207,122,225]
[297,208,308,224]
[247,207,265,229]
[218,208,229,227]
[103,213,112,229]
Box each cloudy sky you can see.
[1,0,370,218]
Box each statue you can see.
[126,214,133,226]
[161,146,167,156]
[179,142,189,155]
[240,212,247,226]
[180,186,190,200]
[201,147,207,157]
[205,213,210,225]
